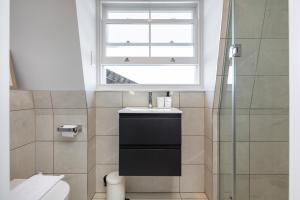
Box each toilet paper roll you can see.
[61,132,76,138]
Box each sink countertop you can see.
[118,107,182,114]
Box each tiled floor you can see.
[92,192,208,200]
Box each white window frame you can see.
[96,0,203,91]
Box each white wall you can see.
[76,0,97,90]
[202,0,224,90]
[0,0,10,198]
[10,0,85,90]
[289,0,300,199]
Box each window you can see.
[99,1,200,85]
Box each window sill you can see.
[96,84,205,91]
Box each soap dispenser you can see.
[164,91,172,108]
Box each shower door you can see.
[218,0,289,199]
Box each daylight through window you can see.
[99,2,199,85]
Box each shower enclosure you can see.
[218,0,289,199]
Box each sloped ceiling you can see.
[10,0,223,91]
[76,0,97,90]
[10,0,97,90]
[202,0,225,91]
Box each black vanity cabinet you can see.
[119,112,182,176]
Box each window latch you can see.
[124,57,130,62]
[170,57,176,63]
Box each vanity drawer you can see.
[119,114,181,145]
[119,148,181,176]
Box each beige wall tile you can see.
[221,76,255,109]
[213,76,222,109]
[205,169,213,200]
[256,39,289,76]
[53,109,87,141]
[88,108,96,140]
[54,142,87,173]
[212,174,219,200]
[212,142,219,174]
[250,142,288,174]
[88,136,96,172]
[182,136,204,164]
[250,113,288,141]
[181,108,204,135]
[123,91,148,107]
[251,76,289,109]
[212,109,219,142]
[33,91,52,109]
[126,176,180,192]
[36,142,53,174]
[180,165,205,192]
[96,108,119,135]
[250,175,288,200]
[204,108,213,140]
[262,0,288,38]
[10,109,35,149]
[219,175,249,200]
[180,92,205,108]
[205,138,213,170]
[235,0,266,38]
[10,90,34,111]
[96,136,119,164]
[96,164,118,192]
[180,193,208,199]
[219,109,249,141]
[10,143,35,179]
[220,142,249,174]
[51,91,87,109]
[96,92,122,107]
[224,39,260,76]
[63,174,87,200]
[36,109,53,141]
[88,167,96,200]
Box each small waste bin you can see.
[104,171,125,200]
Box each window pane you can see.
[104,65,197,84]
[151,11,193,19]
[107,24,149,43]
[151,46,194,57]
[107,11,149,19]
[106,46,149,57]
[151,24,193,43]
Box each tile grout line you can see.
[31,91,38,174]
[10,140,35,151]
[50,91,55,175]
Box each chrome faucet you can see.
[148,92,153,108]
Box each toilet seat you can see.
[11,179,70,200]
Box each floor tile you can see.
[92,192,208,200]
[180,192,207,199]
[127,192,181,199]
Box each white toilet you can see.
[11,179,70,200]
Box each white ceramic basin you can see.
[118,107,182,114]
